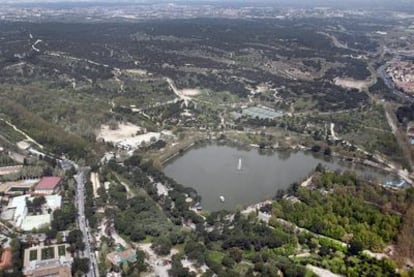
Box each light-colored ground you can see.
[241,200,272,216]
[90,172,101,198]
[362,250,388,260]
[104,181,111,190]
[101,152,115,164]
[330,122,339,140]
[0,165,22,176]
[165,78,197,106]
[97,122,162,149]
[97,122,141,143]
[256,84,271,93]
[125,69,148,75]
[181,258,208,275]
[334,77,370,91]
[8,152,25,164]
[306,265,342,277]
[117,132,161,148]
[138,243,178,277]
[181,89,201,96]
[120,181,136,199]
[108,224,130,249]
[156,182,169,197]
[301,176,313,187]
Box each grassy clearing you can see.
[40,247,55,260]
[29,250,38,261]
[58,245,66,256]
[206,250,224,264]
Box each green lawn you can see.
[206,250,224,264]
[58,245,66,256]
[41,247,55,260]
[29,250,38,261]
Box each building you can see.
[0,179,38,196]
[44,195,62,210]
[33,177,62,195]
[5,195,28,228]
[0,248,12,270]
[23,244,72,277]
[107,248,137,266]
[2,195,61,231]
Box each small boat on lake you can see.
[237,157,242,171]
[219,195,225,202]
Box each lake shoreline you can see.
[163,143,394,211]
[161,138,399,182]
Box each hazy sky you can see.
[0,0,410,2]
[0,0,412,9]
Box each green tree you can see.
[151,237,172,256]
[349,239,364,255]
[72,258,90,275]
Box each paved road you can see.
[75,171,99,277]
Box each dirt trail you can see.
[1,119,44,149]
[165,78,192,106]
[90,172,101,198]
[120,181,136,199]
[137,243,178,277]
[330,123,339,140]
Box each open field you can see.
[97,123,142,144]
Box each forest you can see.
[0,17,381,113]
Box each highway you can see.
[75,171,99,277]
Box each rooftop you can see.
[5,194,61,230]
[23,244,72,277]
[0,248,12,270]
[0,179,38,194]
[21,214,51,231]
[45,195,62,210]
[35,177,62,190]
[107,248,137,266]
[8,195,28,227]
[16,140,31,151]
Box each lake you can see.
[163,144,388,211]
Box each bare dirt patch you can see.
[334,77,369,91]
[125,69,148,76]
[181,88,201,96]
[97,122,142,143]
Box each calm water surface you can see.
[163,144,387,211]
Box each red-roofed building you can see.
[0,248,12,270]
[33,177,62,195]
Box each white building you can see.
[4,195,61,231]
